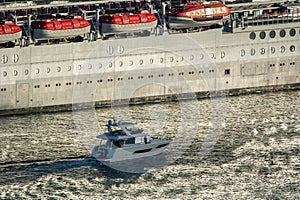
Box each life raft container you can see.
[31,16,90,40]
[0,21,22,43]
[100,11,157,34]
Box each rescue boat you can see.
[168,1,230,28]
[31,15,90,40]
[100,11,157,34]
[0,21,22,43]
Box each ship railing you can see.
[241,12,300,28]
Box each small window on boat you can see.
[119,61,123,67]
[160,58,164,63]
[190,55,194,61]
[139,59,143,65]
[199,54,204,60]
[240,49,245,57]
[46,67,51,73]
[250,49,255,56]
[109,62,113,68]
[88,64,92,69]
[57,66,61,72]
[279,29,286,38]
[2,71,7,77]
[13,70,18,76]
[290,28,296,37]
[224,69,230,75]
[99,63,102,69]
[77,65,82,70]
[260,48,265,55]
[270,47,275,54]
[129,60,134,66]
[67,66,72,71]
[280,46,285,53]
[149,58,154,64]
[269,30,276,38]
[259,31,266,39]
[290,45,295,52]
[25,69,29,75]
[169,57,174,62]
[249,32,256,40]
[220,51,225,59]
[35,68,40,74]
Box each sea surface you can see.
[0,90,299,199]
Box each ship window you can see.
[57,66,61,72]
[119,61,123,67]
[67,66,72,71]
[160,58,164,63]
[1,88,6,91]
[88,64,92,69]
[25,69,29,75]
[35,69,40,74]
[280,46,285,53]
[225,69,230,75]
[77,65,82,70]
[190,55,194,61]
[150,58,154,64]
[240,49,245,57]
[169,57,174,62]
[220,51,225,59]
[290,28,296,37]
[3,71,7,77]
[269,63,275,67]
[179,56,184,61]
[46,67,51,73]
[290,45,295,52]
[269,30,276,38]
[97,80,102,83]
[270,47,275,54]
[249,32,256,40]
[259,31,266,39]
[99,63,102,69]
[13,70,18,76]
[129,60,134,66]
[250,49,255,56]
[117,77,123,81]
[199,54,204,60]
[279,29,286,38]
[260,48,265,55]
[109,63,113,68]
[140,59,143,65]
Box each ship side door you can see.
[16,82,30,108]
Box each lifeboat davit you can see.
[31,16,90,40]
[0,21,22,43]
[168,1,230,28]
[100,11,157,34]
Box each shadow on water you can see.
[0,157,144,187]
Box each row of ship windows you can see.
[249,29,297,40]
[29,70,221,89]
[240,45,296,56]
[270,62,296,67]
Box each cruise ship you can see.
[0,0,299,115]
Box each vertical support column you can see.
[96,9,100,38]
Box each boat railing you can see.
[240,12,300,28]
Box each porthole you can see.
[269,30,276,38]
[35,68,40,74]
[190,55,194,61]
[13,70,18,76]
[250,49,255,56]
[150,58,154,64]
[280,46,285,53]
[169,57,174,62]
[88,64,92,69]
[77,65,82,70]
[279,29,286,38]
[199,54,204,60]
[290,45,295,52]
[249,32,256,40]
[240,49,245,57]
[67,66,72,71]
[139,59,143,65]
[290,28,296,37]
[57,66,61,72]
[270,47,275,54]
[99,63,102,69]
[25,69,29,75]
[3,71,7,77]
[46,67,51,73]
[129,60,133,66]
[260,48,265,55]
[179,56,184,61]
[259,31,266,39]
[119,61,123,67]
[160,58,164,63]
[220,51,225,58]
[109,62,113,68]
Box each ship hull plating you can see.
[0,24,299,115]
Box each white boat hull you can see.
[101,20,157,34]
[0,31,22,43]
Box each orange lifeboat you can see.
[31,16,90,40]
[168,1,230,28]
[0,21,22,43]
[100,11,157,34]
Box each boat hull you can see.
[32,25,90,40]
[101,20,157,34]
[0,31,22,43]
